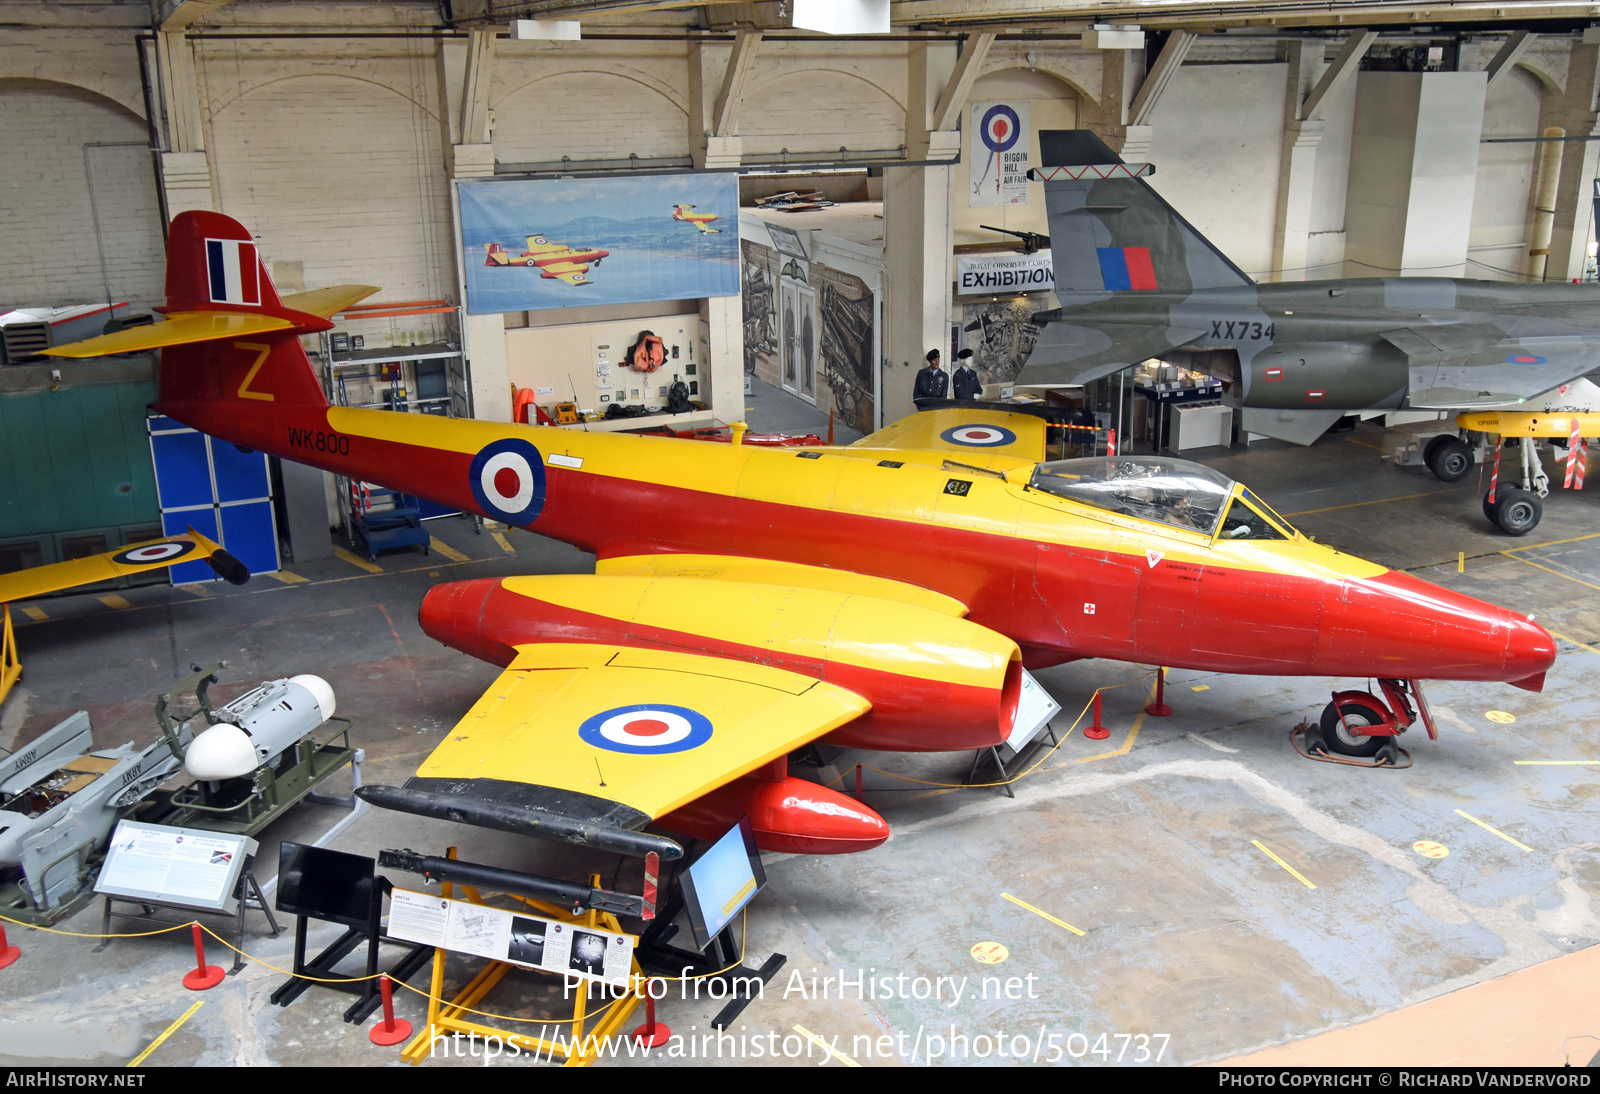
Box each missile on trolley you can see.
[184,675,337,780]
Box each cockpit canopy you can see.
[1029,456,1265,538]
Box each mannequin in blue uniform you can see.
[914,349,948,400]
[952,348,982,400]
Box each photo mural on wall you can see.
[961,291,1060,385]
[741,239,779,375]
[815,266,875,435]
[459,174,740,314]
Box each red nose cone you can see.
[1328,572,1557,685]
[662,776,890,855]
[419,578,513,665]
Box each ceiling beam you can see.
[157,0,239,32]
[712,28,762,138]
[1485,30,1537,91]
[932,31,997,132]
[1301,29,1376,122]
[1128,30,1195,127]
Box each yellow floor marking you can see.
[1191,684,1210,692]
[97,594,133,610]
[793,1024,860,1067]
[268,570,308,584]
[1485,710,1516,724]
[1514,760,1600,765]
[1502,531,1600,552]
[428,537,471,563]
[971,941,1008,964]
[1284,490,1453,517]
[128,1001,204,1067]
[1343,436,1390,452]
[1500,552,1600,593]
[19,606,47,621]
[181,583,213,598]
[1555,633,1600,658]
[1413,841,1449,859]
[1252,840,1317,889]
[332,546,384,574]
[490,530,515,555]
[1002,892,1086,936]
[1454,809,1533,853]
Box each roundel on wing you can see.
[578,705,713,755]
[113,540,197,566]
[468,438,547,526]
[979,105,1022,154]
[1505,353,1547,365]
[940,424,1017,448]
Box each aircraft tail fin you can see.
[1036,129,1254,295]
[43,212,376,417]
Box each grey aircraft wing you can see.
[1023,320,1209,386]
[1381,323,1600,408]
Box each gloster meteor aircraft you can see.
[672,204,721,233]
[47,212,1557,861]
[483,236,609,285]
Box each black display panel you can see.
[276,842,375,927]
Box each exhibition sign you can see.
[459,174,741,314]
[970,101,1030,207]
[956,251,1055,295]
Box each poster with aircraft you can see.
[458,173,741,314]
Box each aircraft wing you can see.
[41,311,295,358]
[1015,320,1207,387]
[595,553,968,616]
[0,529,247,603]
[540,262,590,284]
[389,642,869,856]
[1382,324,1600,408]
[851,406,1052,462]
[278,285,381,318]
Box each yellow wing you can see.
[279,285,381,318]
[850,407,1051,462]
[595,553,967,616]
[0,529,244,603]
[40,312,293,358]
[388,643,867,854]
[541,262,591,285]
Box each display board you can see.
[388,888,637,988]
[970,101,1031,207]
[680,817,765,951]
[96,820,256,913]
[459,174,740,315]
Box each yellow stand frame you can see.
[1,605,21,708]
[399,860,645,1068]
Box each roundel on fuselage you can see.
[468,438,548,526]
[578,704,713,755]
[940,424,1018,448]
[113,540,197,565]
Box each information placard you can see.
[96,821,256,913]
[389,889,636,988]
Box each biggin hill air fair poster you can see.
[459,173,741,315]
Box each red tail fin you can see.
[164,210,286,313]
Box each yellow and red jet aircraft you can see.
[672,204,721,234]
[483,236,609,286]
[46,211,1557,860]
[0,529,248,707]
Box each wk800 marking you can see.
[287,426,350,455]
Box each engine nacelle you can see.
[420,575,1022,751]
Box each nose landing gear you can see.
[1293,678,1436,769]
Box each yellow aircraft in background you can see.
[672,204,721,234]
[0,530,248,706]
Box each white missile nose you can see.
[185,723,257,780]
[288,674,336,720]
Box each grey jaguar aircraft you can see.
[1020,130,1600,447]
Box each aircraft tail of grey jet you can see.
[1036,130,1254,296]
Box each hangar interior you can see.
[1,0,1599,1069]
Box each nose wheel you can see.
[1293,680,1434,769]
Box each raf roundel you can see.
[113,540,197,566]
[469,438,548,526]
[979,104,1022,154]
[578,705,713,755]
[1505,353,1548,365]
[941,424,1017,448]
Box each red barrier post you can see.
[369,974,413,1045]
[632,984,672,1047]
[182,923,225,990]
[1084,691,1111,740]
[1146,668,1172,717]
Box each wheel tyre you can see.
[1492,488,1541,536]
[1319,698,1388,758]
[1432,439,1474,482]
[1423,434,1453,472]
[1483,490,1500,522]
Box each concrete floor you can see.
[1,383,1596,1067]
